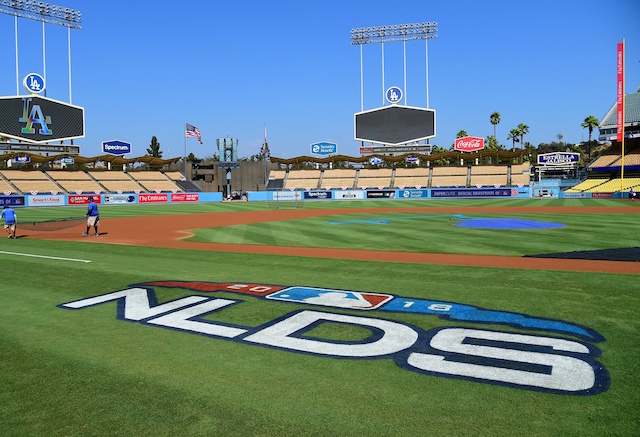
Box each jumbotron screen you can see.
[355,105,435,146]
[0,96,84,144]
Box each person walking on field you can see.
[1,205,17,239]
[83,196,100,237]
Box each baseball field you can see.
[1,198,639,436]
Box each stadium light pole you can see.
[350,21,437,109]
[0,0,82,101]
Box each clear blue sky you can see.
[1,0,639,159]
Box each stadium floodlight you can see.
[350,22,437,45]
[0,0,81,28]
[351,21,438,121]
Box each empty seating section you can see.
[0,170,188,194]
[589,177,640,193]
[284,170,320,190]
[432,166,467,176]
[431,166,468,188]
[268,170,287,180]
[48,171,102,193]
[321,169,356,189]
[565,179,609,192]
[431,175,468,187]
[511,174,531,186]
[510,163,531,186]
[357,168,392,189]
[511,163,531,175]
[0,179,15,193]
[1,170,48,180]
[623,154,640,166]
[0,170,60,193]
[470,165,507,175]
[129,172,181,192]
[588,155,619,169]
[163,171,184,181]
[471,175,507,187]
[470,165,508,187]
[394,168,429,188]
[88,171,142,193]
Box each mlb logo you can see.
[267,287,392,310]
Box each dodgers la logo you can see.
[20,97,52,136]
[58,281,609,395]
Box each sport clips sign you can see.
[59,281,609,395]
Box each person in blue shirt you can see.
[1,205,17,239]
[83,196,100,237]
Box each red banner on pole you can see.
[616,41,624,142]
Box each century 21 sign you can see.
[0,96,84,144]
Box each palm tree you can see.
[557,133,564,147]
[581,115,600,161]
[517,123,529,150]
[490,111,501,139]
[507,128,520,151]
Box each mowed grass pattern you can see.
[1,199,639,436]
[187,211,639,256]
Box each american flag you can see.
[185,123,202,144]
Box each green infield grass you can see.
[1,199,639,436]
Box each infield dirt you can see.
[25,206,640,275]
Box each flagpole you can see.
[264,122,267,191]
[184,121,187,180]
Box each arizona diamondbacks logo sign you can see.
[59,281,609,395]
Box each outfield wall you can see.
[0,192,223,207]
[1,188,626,208]
[248,187,534,201]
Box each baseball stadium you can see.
[1,3,640,437]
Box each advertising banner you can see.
[0,196,25,207]
[366,190,396,199]
[333,190,365,200]
[171,193,199,202]
[537,152,580,166]
[592,192,613,198]
[454,136,484,152]
[303,191,333,200]
[27,194,65,207]
[431,188,512,198]
[102,140,131,155]
[139,193,168,203]
[104,194,136,204]
[68,195,101,205]
[398,189,428,199]
[310,142,337,156]
[271,191,302,201]
[562,192,590,199]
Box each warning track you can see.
[25,206,640,275]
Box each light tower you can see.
[0,0,82,102]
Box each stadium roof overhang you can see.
[0,152,181,166]
[270,149,526,165]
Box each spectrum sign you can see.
[102,140,132,156]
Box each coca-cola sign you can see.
[454,136,484,152]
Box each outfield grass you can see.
[1,199,639,436]
[187,210,638,256]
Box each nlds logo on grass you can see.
[59,281,609,396]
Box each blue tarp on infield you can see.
[454,218,566,229]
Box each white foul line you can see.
[0,250,91,263]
